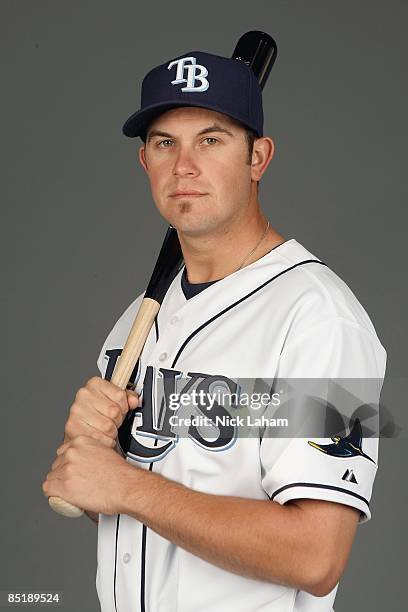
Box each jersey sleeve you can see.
[260,317,387,524]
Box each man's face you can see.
[139,107,254,236]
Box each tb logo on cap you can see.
[167,56,209,92]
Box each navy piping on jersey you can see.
[140,319,161,612]
[140,519,147,612]
[154,315,159,342]
[140,461,155,612]
[172,259,328,368]
[270,482,370,508]
[113,515,120,612]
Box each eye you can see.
[202,137,219,145]
[157,139,174,147]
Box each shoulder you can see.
[269,239,381,339]
[267,239,387,377]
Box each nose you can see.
[172,146,200,178]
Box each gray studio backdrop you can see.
[2,1,406,611]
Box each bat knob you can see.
[48,495,84,518]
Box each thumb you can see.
[126,389,141,409]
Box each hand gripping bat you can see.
[48,30,278,518]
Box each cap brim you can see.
[122,100,260,139]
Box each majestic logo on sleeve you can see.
[167,56,209,92]
[342,468,358,483]
[307,418,375,463]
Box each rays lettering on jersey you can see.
[167,56,210,92]
[104,351,236,462]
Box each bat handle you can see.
[48,484,84,518]
[48,297,160,518]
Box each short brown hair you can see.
[244,127,258,164]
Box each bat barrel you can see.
[232,30,278,90]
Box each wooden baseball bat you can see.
[48,30,277,518]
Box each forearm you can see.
[84,443,124,525]
[121,467,327,594]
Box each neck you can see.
[177,204,286,283]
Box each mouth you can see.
[169,191,207,198]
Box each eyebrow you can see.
[147,124,234,142]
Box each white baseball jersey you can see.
[95,238,386,612]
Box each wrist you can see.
[118,463,151,519]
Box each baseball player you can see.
[43,50,387,611]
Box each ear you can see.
[139,145,149,173]
[250,137,275,182]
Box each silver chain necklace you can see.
[236,219,270,271]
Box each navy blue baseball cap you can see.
[122,51,263,140]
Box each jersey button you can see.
[158,352,168,362]
[170,315,179,325]
[123,553,131,564]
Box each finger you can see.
[81,407,121,437]
[70,403,121,438]
[57,434,96,457]
[57,441,70,455]
[77,421,117,447]
[74,385,125,428]
[44,466,66,482]
[72,381,130,433]
[42,475,64,498]
[88,377,130,416]
[51,455,64,470]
